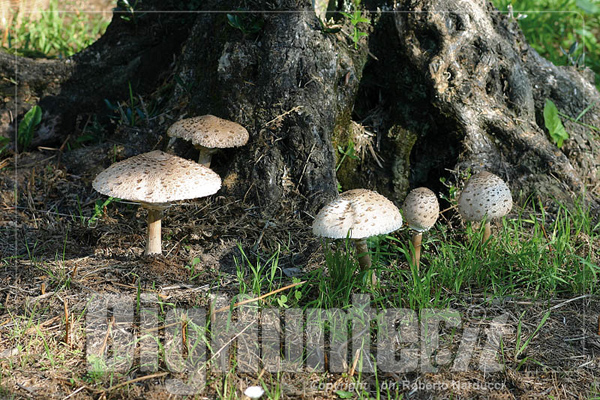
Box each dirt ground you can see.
[0,145,599,399]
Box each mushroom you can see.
[312,189,403,284]
[167,115,249,167]
[458,171,513,243]
[92,150,221,255]
[402,187,439,269]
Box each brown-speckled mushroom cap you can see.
[167,115,249,149]
[402,187,439,232]
[92,150,221,204]
[458,171,512,222]
[312,189,403,239]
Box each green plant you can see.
[492,0,600,89]
[340,0,370,49]
[514,310,551,369]
[226,11,264,37]
[336,140,359,192]
[104,83,152,127]
[3,0,109,58]
[115,0,143,24]
[235,244,282,298]
[185,257,204,281]
[543,99,569,148]
[0,137,10,157]
[17,105,42,150]
[88,196,115,227]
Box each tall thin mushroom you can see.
[402,187,439,269]
[92,150,221,255]
[312,189,403,284]
[458,171,513,243]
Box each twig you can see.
[97,316,115,356]
[62,386,85,400]
[213,281,305,314]
[298,142,316,185]
[264,106,303,127]
[348,349,360,378]
[64,297,71,346]
[104,372,168,392]
[549,294,591,311]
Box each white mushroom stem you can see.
[145,205,166,255]
[354,238,377,285]
[411,232,423,269]
[196,145,217,167]
[483,221,492,243]
[354,238,371,269]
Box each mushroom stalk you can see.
[197,146,213,167]
[482,221,491,243]
[145,207,164,255]
[411,232,423,269]
[354,238,371,270]
[354,238,377,285]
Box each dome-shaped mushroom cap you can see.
[402,187,439,232]
[92,151,221,204]
[458,171,513,222]
[167,115,249,149]
[312,189,403,239]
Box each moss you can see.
[388,125,417,199]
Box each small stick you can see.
[64,298,70,345]
[213,281,305,314]
[105,372,168,392]
[97,316,115,356]
[41,282,46,295]
[182,314,188,358]
[348,349,361,378]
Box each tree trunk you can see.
[3,0,599,214]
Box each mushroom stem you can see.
[482,221,491,243]
[146,207,164,255]
[354,238,377,285]
[411,232,423,269]
[196,145,215,167]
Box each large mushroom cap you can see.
[92,150,222,204]
[312,189,403,239]
[458,171,512,222]
[402,187,439,232]
[167,115,249,149]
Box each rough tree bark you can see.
[1,0,599,215]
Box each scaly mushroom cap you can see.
[402,187,439,232]
[312,189,403,239]
[167,115,249,149]
[458,171,512,222]
[92,150,221,204]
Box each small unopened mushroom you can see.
[92,150,221,255]
[312,189,403,284]
[458,171,512,242]
[402,187,439,269]
[167,115,249,167]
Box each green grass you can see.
[2,0,110,58]
[492,0,600,87]
[235,197,599,314]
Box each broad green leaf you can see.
[543,99,569,148]
[576,0,599,14]
[17,105,42,149]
